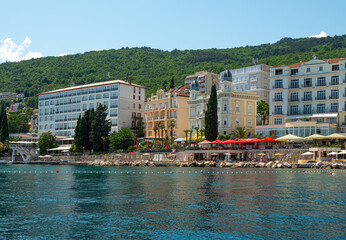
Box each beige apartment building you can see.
[188,68,258,136]
[144,86,190,139]
[257,56,346,138]
[185,71,219,95]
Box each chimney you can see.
[129,77,132,85]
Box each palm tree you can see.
[156,121,162,141]
[231,127,247,139]
[183,129,189,147]
[153,125,158,143]
[168,120,175,147]
[188,129,193,147]
[257,100,269,125]
[194,126,199,141]
[200,129,205,139]
[159,124,165,145]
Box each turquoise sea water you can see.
[0,165,345,239]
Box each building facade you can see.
[188,68,258,136]
[38,80,145,137]
[144,86,189,139]
[230,64,271,102]
[262,56,346,137]
[185,71,219,95]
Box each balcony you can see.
[315,96,326,100]
[272,98,283,102]
[272,85,283,89]
[302,84,313,88]
[288,98,299,102]
[330,81,339,86]
[329,95,339,100]
[301,97,312,102]
[272,111,283,115]
[287,111,301,116]
[289,85,300,89]
[315,83,326,87]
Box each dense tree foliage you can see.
[204,84,218,141]
[257,100,270,125]
[0,35,344,97]
[90,104,111,152]
[38,131,57,155]
[0,105,9,142]
[109,127,134,151]
[7,111,30,133]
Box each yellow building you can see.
[144,86,190,139]
[188,68,258,136]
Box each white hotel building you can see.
[38,80,145,137]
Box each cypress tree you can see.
[204,83,218,141]
[0,105,9,142]
[90,104,111,152]
[170,76,175,89]
[73,114,83,151]
[82,109,94,151]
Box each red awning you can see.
[198,140,212,145]
[247,138,264,143]
[262,137,276,142]
[223,139,238,144]
[236,139,249,143]
[211,139,224,144]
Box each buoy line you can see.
[0,169,345,175]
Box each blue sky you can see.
[0,0,344,62]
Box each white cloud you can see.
[92,49,104,52]
[308,32,328,38]
[59,53,69,57]
[0,37,43,63]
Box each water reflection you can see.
[0,165,344,239]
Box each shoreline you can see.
[1,160,345,169]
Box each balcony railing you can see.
[289,85,300,89]
[329,95,339,99]
[287,111,302,116]
[316,83,326,87]
[272,85,283,89]
[315,96,326,100]
[288,98,299,102]
[330,81,339,86]
[272,98,283,102]
[302,84,313,88]
[272,111,283,115]
[301,97,312,101]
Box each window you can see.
[139,104,142,109]
[330,89,339,99]
[274,92,282,102]
[110,109,118,117]
[223,104,227,111]
[274,79,283,89]
[275,69,283,75]
[317,104,325,113]
[235,118,240,126]
[291,69,298,75]
[306,67,310,73]
[274,105,282,115]
[133,103,136,109]
[96,94,102,99]
[303,91,312,101]
[332,65,339,71]
[303,105,312,114]
[89,95,95,100]
[133,87,136,93]
[138,96,141,100]
[319,66,323,72]
[290,92,299,102]
[83,104,87,111]
[236,103,240,112]
[223,119,227,126]
[110,92,118,99]
[331,76,339,85]
[316,90,326,100]
[133,95,135,100]
[331,103,338,112]
[303,78,312,88]
[248,105,252,113]
[103,93,109,98]
[317,77,326,86]
[290,105,298,115]
[290,79,299,88]
[274,118,282,125]
[247,119,252,126]
[89,103,94,109]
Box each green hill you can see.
[0,35,345,101]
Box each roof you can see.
[38,79,146,95]
[275,58,346,68]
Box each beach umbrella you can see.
[276,134,304,141]
[262,137,276,142]
[275,153,284,156]
[301,152,314,155]
[198,140,212,145]
[327,152,337,156]
[337,150,346,154]
[304,134,326,140]
[325,133,346,139]
[223,139,238,144]
[211,139,224,144]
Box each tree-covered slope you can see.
[0,35,345,98]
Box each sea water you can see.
[0,165,345,239]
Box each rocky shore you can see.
[89,159,346,169]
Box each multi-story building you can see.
[0,92,17,101]
[230,64,271,102]
[38,80,145,137]
[185,71,219,95]
[258,55,346,138]
[144,85,189,139]
[188,68,258,136]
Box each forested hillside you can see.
[0,35,345,98]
